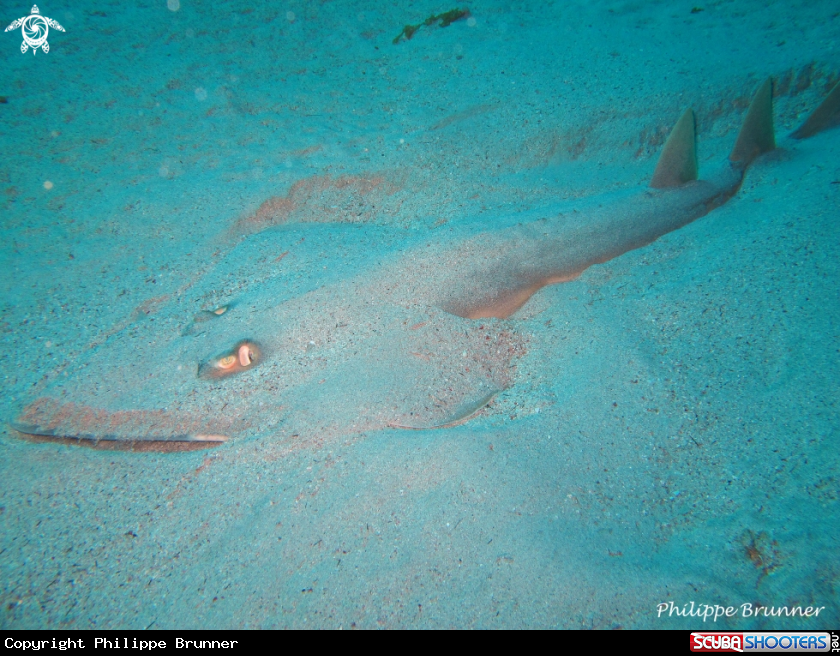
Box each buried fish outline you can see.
[11,78,840,450]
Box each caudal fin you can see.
[650,108,698,188]
[791,81,840,139]
[729,78,775,167]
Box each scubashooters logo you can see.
[5,5,65,54]
[690,632,832,652]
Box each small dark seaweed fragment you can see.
[393,8,470,44]
[437,8,469,27]
[398,23,420,42]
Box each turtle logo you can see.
[5,5,65,55]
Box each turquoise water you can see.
[1,0,838,629]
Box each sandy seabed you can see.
[1,0,838,629]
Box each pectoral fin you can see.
[10,398,230,451]
[389,387,501,430]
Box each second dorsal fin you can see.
[729,78,775,167]
[650,108,698,189]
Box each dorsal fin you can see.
[650,108,697,189]
[729,78,775,167]
[791,81,840,140]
